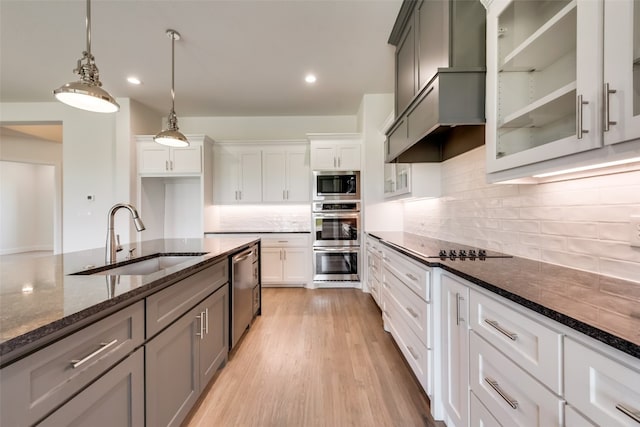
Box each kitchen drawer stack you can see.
[381,246,433,397]
[469,290,564,427]
[365,235,383,306]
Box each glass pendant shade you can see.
[154,29,189,147]
[54,0,119,113]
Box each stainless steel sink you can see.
[72,253,206,276]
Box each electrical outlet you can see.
[631,215,640,247]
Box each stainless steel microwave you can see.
[312,171,360,201]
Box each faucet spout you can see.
[106,203,146,264]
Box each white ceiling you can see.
[0,0,401,117]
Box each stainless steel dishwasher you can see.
[231,244,258,349]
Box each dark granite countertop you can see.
[0,237,258,366]
[204,231,311,234]
[368,231,640,359]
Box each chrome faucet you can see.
[106,203,146,264]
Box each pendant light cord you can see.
[86,0,91,55]
[171,31,176,113]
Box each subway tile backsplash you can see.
[402,147,640,283]
[210,204,311,232]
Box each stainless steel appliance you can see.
[313,171,360,200]
[312,247,360,281]
[231,244,258,349]
[312,200,361,281]
[312,202,361,247]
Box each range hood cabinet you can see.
[385,69,486,163]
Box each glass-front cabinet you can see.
[603,0,640,145]
[486,0,602,172]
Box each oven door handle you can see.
[314,247,358,253]
[312,213,360,218]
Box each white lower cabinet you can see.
[260,234,310,287]
[565,337,640,427]
[469,289,562,394]
[381,244,433,397]
[440,272,470,427]
[470,391,503,427]
[365,235,383,307]
[565,405,596,427]
[470,332,564,427]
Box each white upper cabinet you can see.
[486,0,602,173]
[138,141,202,175]
[262,145,310,202]
[308,133,362,171]
[214,145,262,203]
[486,0,640,181]
[603,0,640,146]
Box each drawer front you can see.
[383,247,430,302]
[469,289,562,394]
[261,234,310,247]
[565,338,640,427]
[146,260,228,338]
[383,264,430,347]
[471,391,504,427]
[565,406,596,427]
[383,291,431,396]
[470,332,564,427]
[0,301,144,426]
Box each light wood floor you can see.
[185,288,441,427]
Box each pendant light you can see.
[154,29,189,147]
[53,0,119,113]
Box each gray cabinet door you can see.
[145,306,200,427]
[396,18,416,115]
[199,284,229,390]
[38,348,144,427]
[417,0,448,88]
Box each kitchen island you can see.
[0,236,259,426]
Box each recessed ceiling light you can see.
[127,76,142,85]
[305,74,317,84]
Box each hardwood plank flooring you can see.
[185,288,441,427]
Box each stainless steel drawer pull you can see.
[456,293,464,325]
[196,312,205,339]
[616,403,640,424]
[604,82,617,131]
[577,94,589,139]
[406,307,419,318]
[485,377,518,409]
[407,345,419,360]
[405,273,417,281]
[204,308,209,334]
[70,339,118,369]
[484,319,518,341]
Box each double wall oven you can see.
[312,171,361,282]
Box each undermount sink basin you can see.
[72,253,206,276]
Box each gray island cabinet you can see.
[0,237,253,427]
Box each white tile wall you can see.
[402,147,640,283]
[209,204,311,232]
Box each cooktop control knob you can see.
[468,249,477,260]
[458,250,467,260]
[478,249,486,260]
[439,249,447,260]
[449,250,457,260]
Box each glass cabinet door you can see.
[486,0,602,172]
[603,0,640,145]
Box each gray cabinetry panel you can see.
[38,348,144,427]
[0,301,144,426]
[396,19,417,115]
[146,283,230,427]
[199,284,229,389]
[146,260,227,338]
[145,303,200,427]
[417,0,448,88]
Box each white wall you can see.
[401,146,640,283]
[0,131,63,252]
[358,93,404,232]
[178,115,357,140]
[0,161,54,254]
[1,100,161,252]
